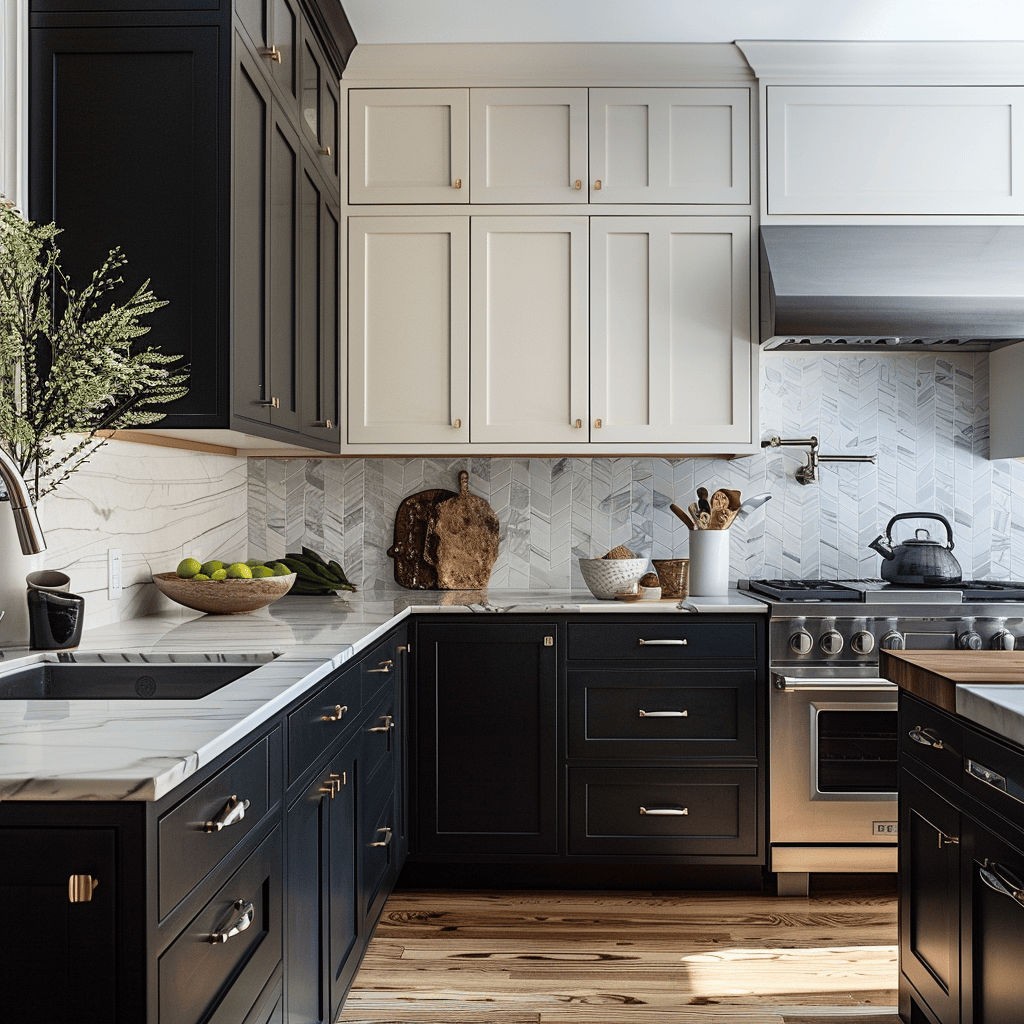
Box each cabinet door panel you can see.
[471,88,588,203]
[590,88,749,203]
[471,217,589,444]
[590,217,751,445]
[350,88,469,203]
[348,217,469,444]
[768,85,1024,215]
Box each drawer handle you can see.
[368,660,393,674]
[259,45,282,64]
[638,639,687,646]
[202,794,250,833]
[208,899,255,944]
[321,704,349,723]
[938,832,960,849]
[370,826,393,847]
[369,714,394,733]
[967,759,1024,806]
[68,875,99,903]
[640,806,688,816]
[639,709,688,717]
[909,725,944,749]
[980,861,1024,907]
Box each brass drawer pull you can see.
[453,178,462,189]
[939,832,960,849]
[639,709,688,718]
[68,875,99,903]
[640,806,688,816]
[321,704,348,722]
[909,726,944,749]
[202,794,250,833]
[594,179,602,190]
[367,659,393,674]
[256,397,280,408]
[574,179,582,190]
[259,45,282,63]
[369,714,394,733]
[370,826,393,847]
[638,639,687,646]
[208,899,255,944]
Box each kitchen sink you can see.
[0,652,278,700]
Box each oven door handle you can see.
[772,673,898,692]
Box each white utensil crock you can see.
[688,529,730,596]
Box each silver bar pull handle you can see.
[202,795,250,833]
[208,900,255,944]
[980,862,1024,907]
[910,726,944,749]
[640,806,688,816]
[639,709,688,718]
[370,826,393,847]
[638,639,687,646]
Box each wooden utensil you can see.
[688,502,706,528]
[387,487,459,588]
[424,470,500,589]
[669,503,696,530]
[707,488,742,529]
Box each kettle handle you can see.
[883,512,955,551]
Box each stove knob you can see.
[788,630,814,656]
[990,630,1017,651]
[850,630,876,655]
[880,631,906,651]
[957,631,983,651]
[819,629,844,655]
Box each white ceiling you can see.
[340,0,1024,45]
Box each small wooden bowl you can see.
[152,571,296,615]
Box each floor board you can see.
[337,886,899,1024]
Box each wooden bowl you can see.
[152,571,296,615]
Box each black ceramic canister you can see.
[28,589,85,650]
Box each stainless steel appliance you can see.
[740,578,1024,895]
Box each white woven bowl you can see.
[578,557,650,600]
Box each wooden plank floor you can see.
[337,885,899,1024]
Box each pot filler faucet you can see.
[761,435,877,485]
[0,448,46,554]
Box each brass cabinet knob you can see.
[453,178,462,189]
[453,418,462,429]
[574,179,582,190]
[594,418,602,429]
[68,875,99,903]
[594,180,602,190]
[313,419,333,429]
[259,46,282,63]
[573,418,582,429]
[318,146,331,157]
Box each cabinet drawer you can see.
[160,826,282,1024]
[568,767,758,857]
[568,621,757,661]
[362,633,403,704]
[362,687,397,782]
[963,726,1024,832]
[159,735,272,917]
[361,765,397,925]
[288,663,360,784]
[567,669,756,759]
[900,694,963,785]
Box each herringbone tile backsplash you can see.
[249,353,1019,589]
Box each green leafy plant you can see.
[0,198,188,501]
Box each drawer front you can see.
[900,693,963,785]
[160,826,282,1024]
[159,735,271,917]
[568,767,758,857]
[362,688,397,783]
[288,663,361,784]
[567,668,756,759]
[963,726,1024,830]
[568,621,758,661]
[361,632,404,704]
[360,765,396,925]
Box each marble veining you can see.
[956,683,1024,749]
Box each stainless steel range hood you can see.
[760,225,1024,351]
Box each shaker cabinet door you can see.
[590,216,751,445]
[348,217,470,444]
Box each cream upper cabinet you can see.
[589,88,749,204]
[470,89,590,204]
[590,217,751,445]
[348,217,469,444]
[767,86,1024,215]
[349,89,469,204]
[470,217,590,443]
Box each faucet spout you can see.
[0,449,46,555]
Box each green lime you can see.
[191,573,211,581]
[176,557,202,579]
[210,569,228,580]
[251,565,275,578]
[200,560,224,576]
[270,562,292,576]
[226,562,253,579]
[245,559,265,568]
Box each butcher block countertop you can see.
[880,650,1024,713]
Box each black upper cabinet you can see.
[29,0,352,446]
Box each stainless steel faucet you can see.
[0,449,46,554]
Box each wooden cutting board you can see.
[387,487,458,589]
[881,650,1024,713]
[425,470,500,590]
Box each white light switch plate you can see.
[108,548,122,600]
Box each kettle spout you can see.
[869,534,894,560]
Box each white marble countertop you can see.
[956,683,1024,749]
[0,586,766,803]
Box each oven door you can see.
[770,672,899,846]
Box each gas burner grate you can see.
[746,579,863,601]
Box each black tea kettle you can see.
[869,512,962,586]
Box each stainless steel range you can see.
[740,578,1024,896]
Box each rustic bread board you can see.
[387,488,458,589]
[425,470,500,590]
[881,650,1024,713]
